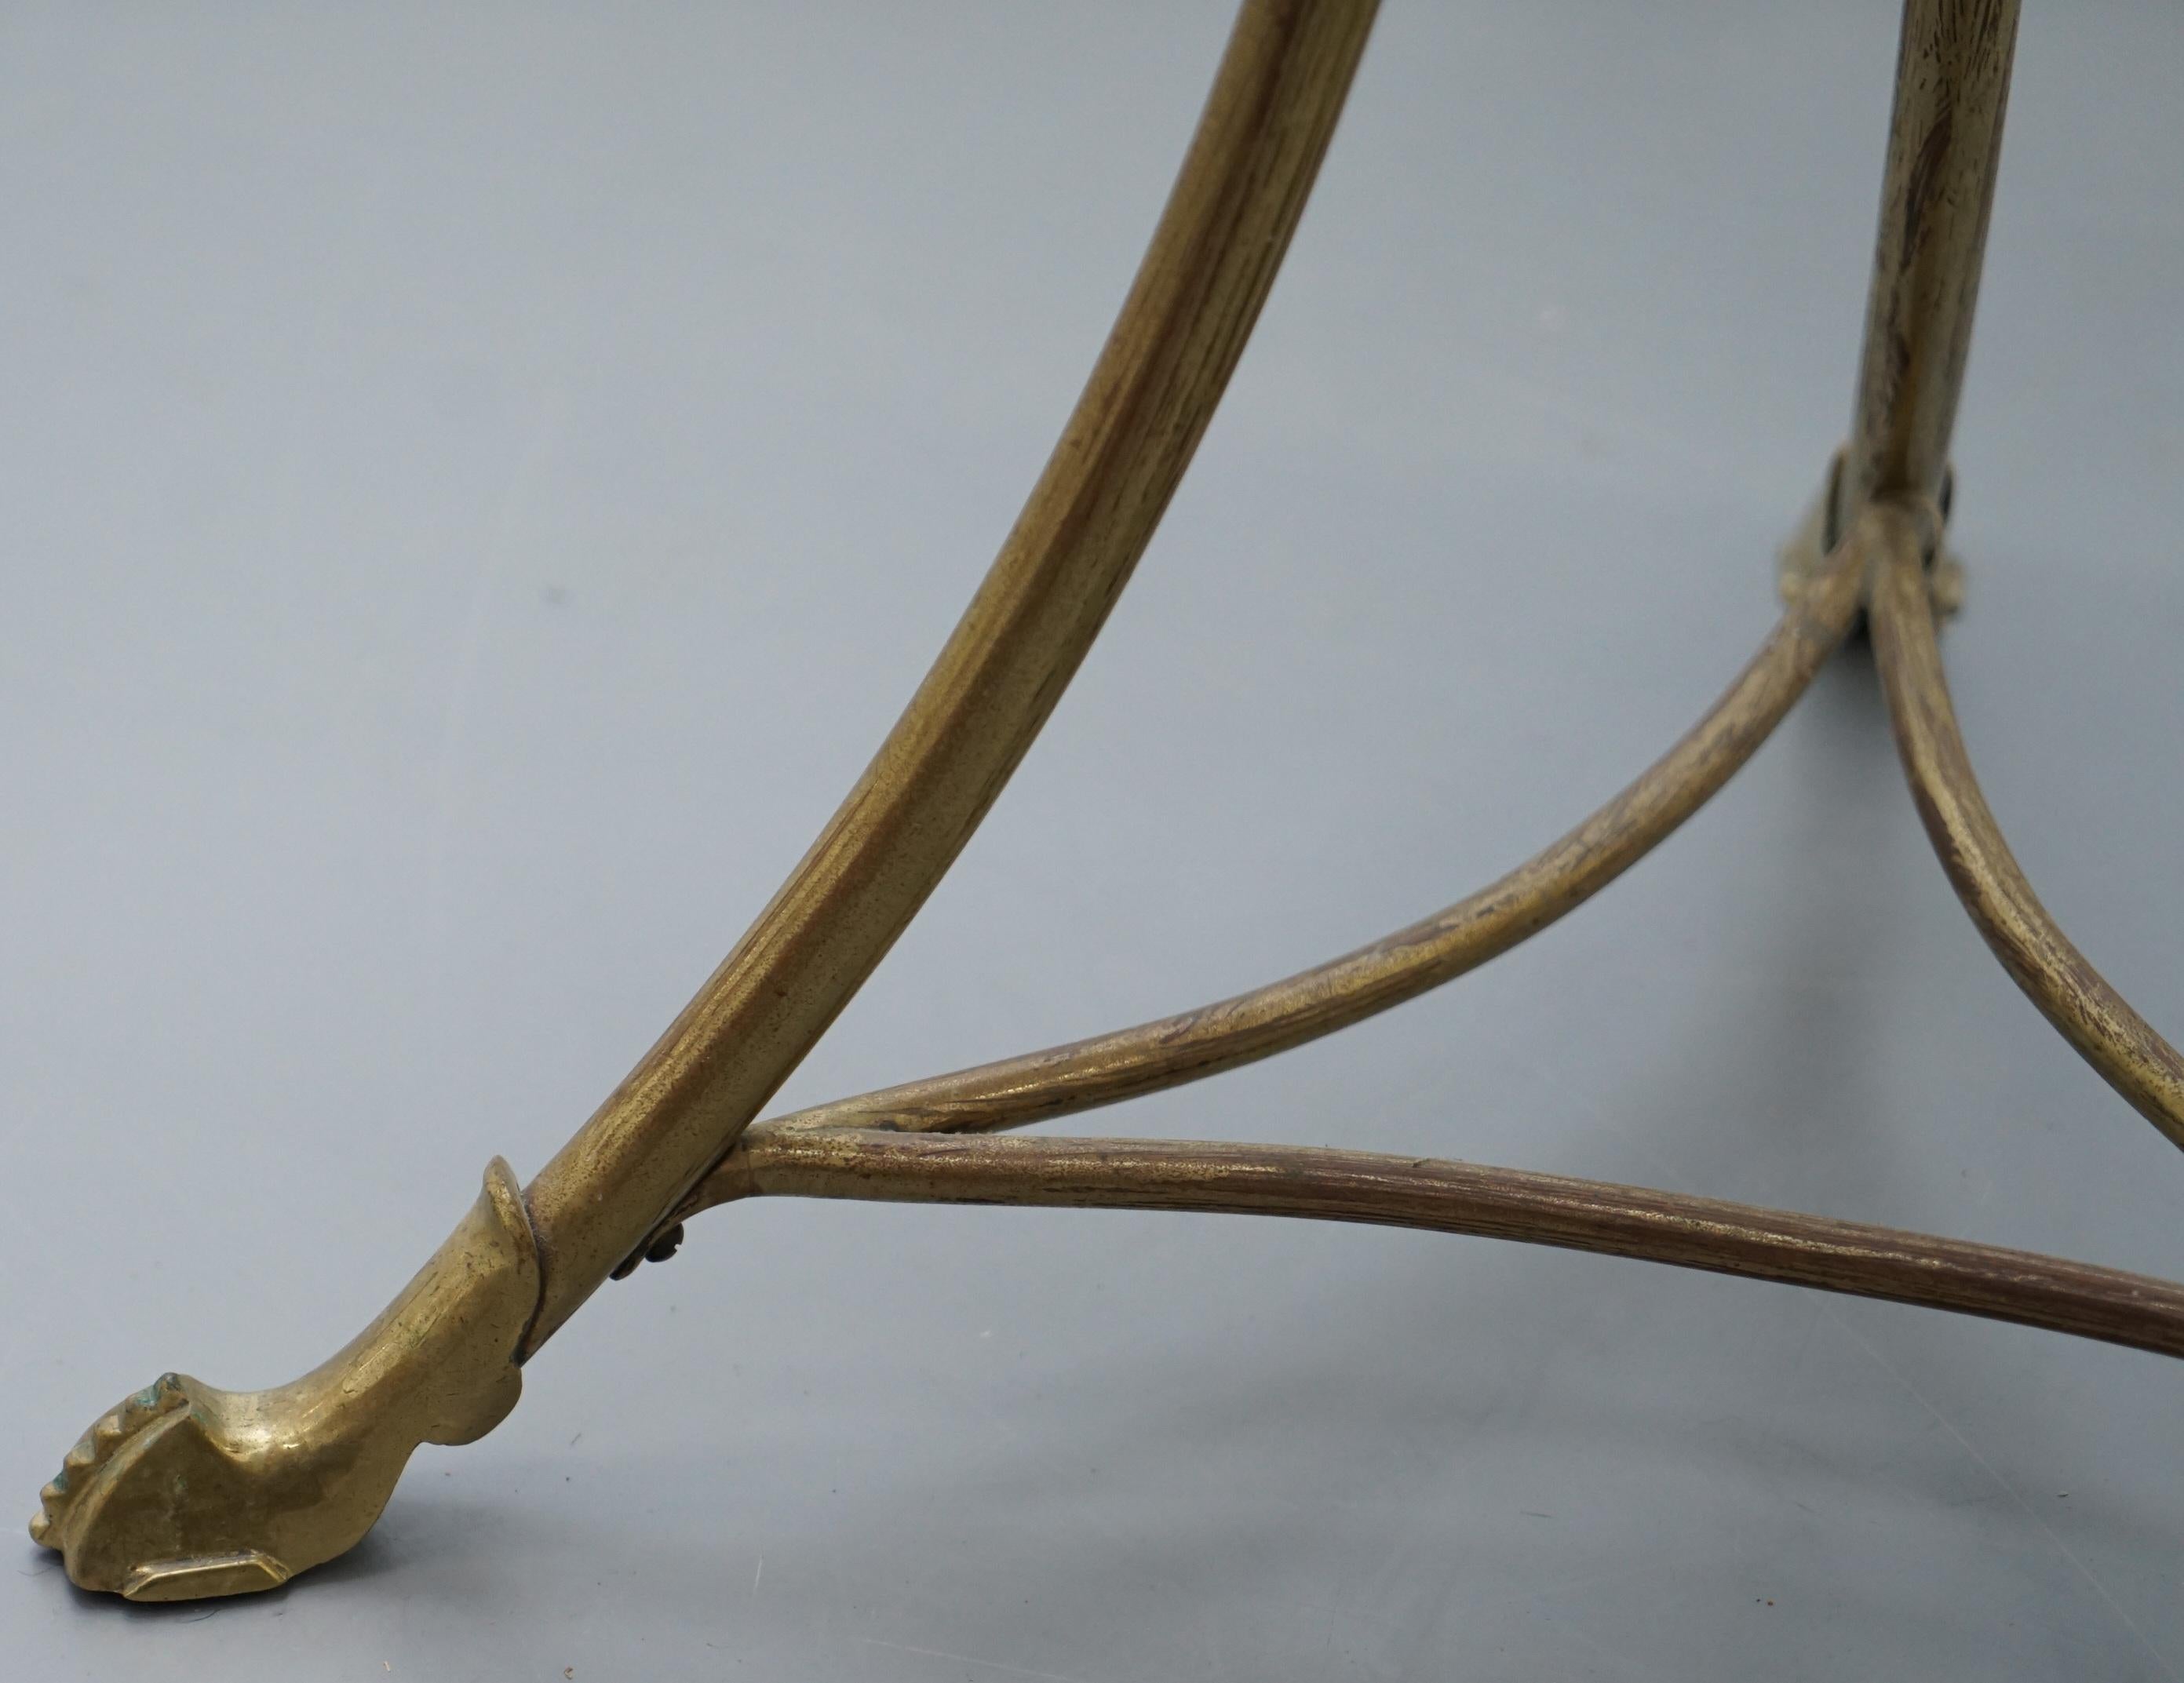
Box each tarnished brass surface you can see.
[516,0,1380,1353]
[647,515,1871,1244]
[1869,515,2184,1149]
[34,0,1383,1599]
[1836,0,2017,530]
[31,1161,538,1599]
[721,1128,2184,1364]
[40,0,2184,1618]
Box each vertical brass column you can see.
[1833,0,2018,537]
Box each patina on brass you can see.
[715,1127,2184,1364]
[514,0,1383,1354]
[654,507,1868,1168]
[1840,0,2016,526]
[36,0,2184,1609]
[35,0,1387,1597]
[1871,526,2184,1147]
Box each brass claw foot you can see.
[31,1160,540,1601]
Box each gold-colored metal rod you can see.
[1836,0,2018,532]
[648,520,1868,1244]
[519,0,1380,1350]
[1869,512,2184,1150]
[724,1128,2184,1363]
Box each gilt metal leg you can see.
[515,0,1383,1353]
[1839,0,2184,1148]
[31,0,1384,1597]
[1870,517,2184,1147]
[35,0,2184,1613]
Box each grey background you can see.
[5,2,2181,1678]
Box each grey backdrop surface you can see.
[5,2,2182,1678]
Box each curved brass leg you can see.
[1868,503,2184,1148]
[38,0,1383,1597]
[514,0,1381,1353]
[718,1128,2184,1363]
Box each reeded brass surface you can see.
[34,0,1384,1597]
[517,0,1380,1353]
[651,515,1869,1235]
[31,1161,538,1601]
[720,1129,2184,1364]
[1870,524,2184,1149]
[37,0,2184,1616]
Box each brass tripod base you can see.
[34,0,2183,1613]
